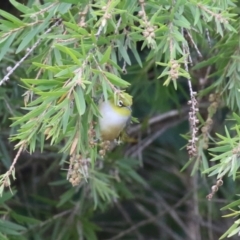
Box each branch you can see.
[0,19,62,86]
[105,192,192,240]
[182,29,199,157]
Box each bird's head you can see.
[109,93,133,117]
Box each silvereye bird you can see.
[99,93,132,141]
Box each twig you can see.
[135,203,183,240]
[106,192,191,240]
[0,144,25,195]
[92,54,119,92]
[182,28,199,157]
[30,2,58,17]
[199,66,211,90]
[0,19,62,86]
[115,201,144,240]
[205,28,211,48]
[185,29,202,58]
[144,184,194,240]
[95,0,112,39]
[185,170,201,240]
[139,0,148,25]
[206,178,223,200]
[126,117,187,157]
[3,97,15,116]
[197,4,229,24]
[78,4,89,27]
[114,17,122,34]
[129,106,190,134]
[0,21,43,40]
[21,210,72,234]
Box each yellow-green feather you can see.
[109,100,131,117]
[99,94,132,141]
[120,92,132,106]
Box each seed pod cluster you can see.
[88,122,97,148]
[201,93,220,149]
[99,140,111,157]
[206,178,223,200]
[79,5,88,28]
[68,155,90,186]
[170,60,180,80]
[186,92,199,157]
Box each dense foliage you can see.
[1,0,240,239]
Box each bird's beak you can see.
[125,106,132,111]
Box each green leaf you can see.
[16,26,41,53]
[228,226,240,238]
[0,219,26,235]
[93,70,130,88]
[57,187,75,207]
[193,8,201,26]
[102,80,109,102]
[57,2,72,14]
[55,44,81,64]
[0,232,8,240]
[9,0,32,14]
[21,79,61,86]
[11,212,41,225]
[64,21,89,35]
[59,0,77,3]
[221,199,240,210]
[0,32,18,60]
[192,56,218,70]
[0,185,5,197]
[82,219,100,240]
[74,86,86,116]
[0,138,11,168]
[117,40,131,65]
[0,190,16,204]
[216,19,223,37]
[0,10,25,26]
[62,100,70,133]
[54,66,77,78]
[91,174,118,208]
[173,15,190,28]
[16,13,53,53]
[105,72,130,87]
[0,20,16,29]
[35,91,66,97]
[130,42,142,67]
[100,46,112,64]
[220,222,239,239]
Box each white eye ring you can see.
[118,100,123,107]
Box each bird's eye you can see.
[118,100,123,107]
